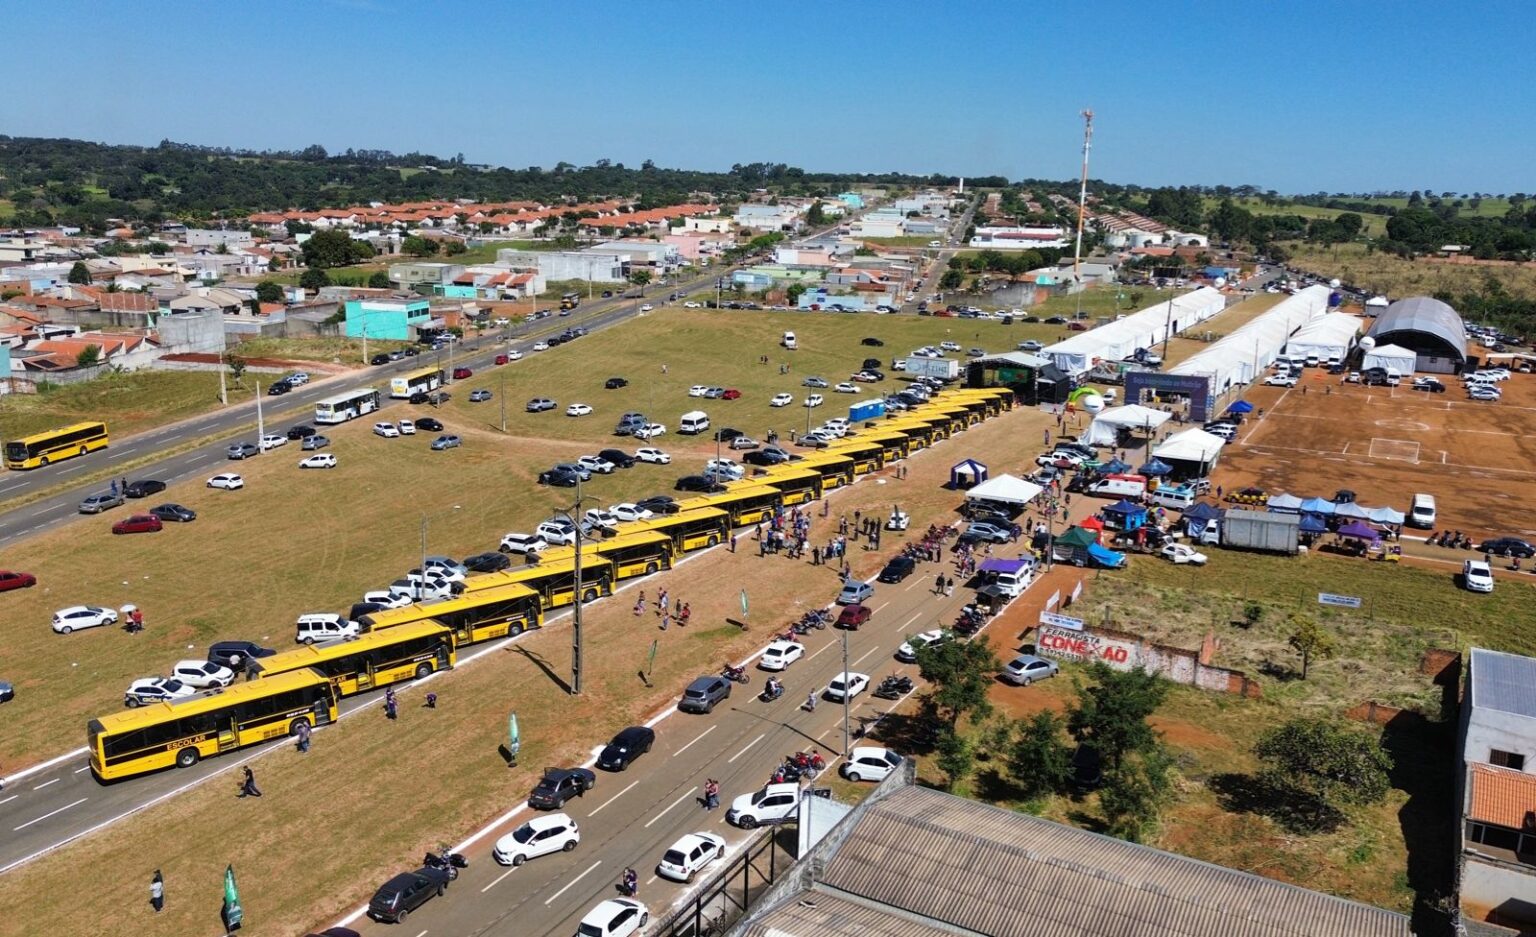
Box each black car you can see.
[1044,316,1069,325]
[597,726,656,772]
[267,380,292,396]
[637,496,682,515]
[409,391,430,404]
[528,767,596,809]
[877,555,916,583]
[1477,537,1536,558]
[368,867,451,924]
[370,353,392,366]
[124,479,166,499]
[861,357,883,370]
[597,448,636,469]
[207,641,276,671]
[605,377,629,389]
[462,551,512,573]
[675,475,726,493]
[539,466,581,487]
[861,337,885,347]
[415,417,444,432]
[401,346,419,357]
[149,503,197,523]
[743,450,788,467]
[286,424,316,440]
[714,427,745,442]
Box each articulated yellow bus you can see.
[252,621,454,697]
[462,557,613,609]
[4,421,109,470]
[529,530,674,581]
[358,583,543,644]
[634,507,729,553]
[88,669,339,781]
[785,452,856,490]
[675,485,784,527]
[758,467,823,506]
[825,440,884,475]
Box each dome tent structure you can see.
[1365,296,1467,374]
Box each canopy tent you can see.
[1183,502,1225,521]
[1101,500,1148,531]
[1332,502,1370,520]
[1299,497,1336,515]
[1043,287,1225,376]
[1102,500,1144,516]
[1266,493,1304,512]
[1365,506,1406,524]
[1337,521,1381,541]
[1169,285,1329,392]
[1056,526,1100,548]
[1086,543,1128,569]
[1285,312,1361,363]
[1138,458,1173,476]
[978,558,1029,576]
[1227,400,1255,414]
[1298,513,1329,534]
[1362,343,1417,376]
[1081,404,1172,446]
[949,458,988,490]
[963,473,1042,507]
[1079,515,1106,531]
[1097,457,1132,475]
[1153,428,1226,476]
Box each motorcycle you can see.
[874,675,914,700]
[790,620,815,636]
[772,762,804,784]
[759,681,784,702]
[722,664,750,685]
[423,847,468,879]
[791,750,825,775]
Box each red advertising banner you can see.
[1037,626,1139,669]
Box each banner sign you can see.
[1037,626,1139,669]
[1044,590,1061,612]
[1069,580,1083,602]
[1039,611,1084,631]
[1317,592,1362,609]
[1125,372,1216,422]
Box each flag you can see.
[739,589,749,617]
[222,864,243,929]
[507,711,521,763]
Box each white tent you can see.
[1362,343,1416,376]
[963,473,1043,506]
[1153,429,1226,471]
[1284,312,1360,362]
[1169,285,1329,393]
[1082,404,1172,446]
[1044,286,1225,375]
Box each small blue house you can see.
[344,299,432,340]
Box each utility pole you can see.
[418,516,428,602]
[499,371,507,433]
[840,626,852,756]
[254,381,265,446]
[561,479,591,695]
[1073,108,1094,291]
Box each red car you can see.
[452,366,473,380]
[0,570,37,591]
[112,514,164,535]
[494,354,509,365]
[1067,321,1089,331]
[722,388,741,400]
[836,604,871,630]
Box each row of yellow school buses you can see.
[86,389,1014,780]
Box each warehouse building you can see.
[1365,296,1467,374]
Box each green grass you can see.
[229,335,414,364]
[859,235,943,247]
[0,370,259,442]
[1286,240,1536,302]
[0,199,14,220]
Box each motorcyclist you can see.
[765,677,782,698]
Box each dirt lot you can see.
[1216,369,1536,540]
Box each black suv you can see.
[528,767,596,809]
[368,867,451,924]
[743,450,788,467]
[605,377,629,389]
[207,641,276,670]
[714,427,745,442]
[597,726,656,771]
[637,496,681,515]
[286,424,316,440]
[462,551,512,573]
[675,475,726,493]
[539,466,581,487]
[877,555,916,583]
[370,353,392,366]
[598,448,636,468]
[415,417,444,432]
[124,479,166,499]
[267,381,291,396]
[678,675,731,714]
[861,337,885,347]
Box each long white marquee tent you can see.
[1044,286,1226,376]
[1284,312,1361,363]
[1168,285,1329,394]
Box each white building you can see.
[184,229,255,250]
[496,249,627,284]
[734,204,802,231]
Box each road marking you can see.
[544,860,601,905]
[0,795,16,806]
[852,646,879,667]
[588,779,639,817]
[805,641,836,662]
[728,733,765,763]
[873,601,890,613]
[481,865,518,893]
[32,778,58,791]
[414,930,427,937]
[73,767,89,774]
[898,610,923,630]
[13,798,87,831]
[645,787,698,828]
[672,725,715,757]
[646,873,658,885]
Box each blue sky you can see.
[8,0,1533,193]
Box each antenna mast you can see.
[1073,108,1094,282]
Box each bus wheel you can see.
[707,534,720,547]
[288,718,308,736]
[78,446,87,457]
[415,662,433,680]
[508,624,523,637]
[38,457,49,466]
[583,587,599,603]
[644,562,659,575]
[175,748,200,769]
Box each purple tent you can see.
[979,558,1029,576]
[1336,521,1381,541]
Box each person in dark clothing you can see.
[238,767,261,797]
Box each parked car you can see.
[597,448,636,469]
[634,447,671,464]
[896,629,952,662]
[372,422,400,439]
[1464,559,1495,593]
[1264,374,1297,387]
[835,604,871,629]
[597,726,656,772]
[837,580,874,604]
[0,570,38,591]
[576,899,648,937]
[302,434,331,451]
[125,677,196,707]
[656,832,726,883]
[171,659,235,689]
[416,417,443,432]
[528,767,596,809]
[112,514,163,535]
[492,812,580,866]
[207,641,275,671]
[452,366,473,380]
[566,403,594,417]
[1159,543,1208,565]
[206,473,244,490]
[877,555,916,583]
[469,389,493,403]
[802,376,829,388]
[675,475,725,493]
[526,397,557,412]
[678,675,731,713]
[299,453,338,469]
[123,479,166,498]
[804,394,824,408]
[226,442,261,460]
[727,782,801,828]
[1476,537,1535,558]
[577,455,616,475]
[499,533,548,555]
[633,422,667,438]
[1001,654,1059,686]
[840,746,903,782]
[367,868,451,924]
[462,551,512,573]
[759,639,805,671]
[430,434,462,450]
[286,424,316,440]
[605,377,629,389]
[52,605,119,634]
[824,671,869,702]
[833,382,859,394]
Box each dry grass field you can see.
[1288,241,1536,302]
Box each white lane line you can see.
[0,795,17,806]
[646,873,658,885]
[852,646,879,667]
[414,930,427,937]
[32,778,59,790]
[544,860,602,905]
[645,787,698,828]
[873,601,890,613]
[672,725,715,758]
[588,780,639,817]
[805,641,836,662]
[728,733,765,764]
[72,766,89,774]
[13,798,87,831]
[481,865,518,893]
[898,610,923,630]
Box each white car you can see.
[825,671,870,702]
[639,303,654,312]
[258,434,287,451]
[1036,452,1085,468]
[171,659,235,689]
[633,423,667,439]
[840,746,903,783]
[833,382,860,394]
[759,640,805,671]
[532,341,550,351]
[124,677,197,707]
[656,832,726,883]
[408,564,465,585]
[388,578,454,602]
[610,503,655,523]
[635,447,671,464]
[705,457,742,475]
[397,420,416,435]
[566,403,593,417]
[207,473,244,490]
[286,372,310,385]
[577,455,616,475]
[536,520,577,545]
[299,453,337,469]
[727,782,801,829]
[504,349,524,361]
[576,899,648,937]
[372,422,400,438]
[822,418,849,435]
[804,394,824,408]
[1264,374,1297,387]
[896,630,950,662]
[1160,543,1208,565]
[499,532,548,555]
[1464,559,1495,594]
[584,509,620,530]
[362,590,414,609]
[683,301,701,308]
[940,340,961,352]
[688,385,709,397]
[770,393,794,407]
[492,812,580,866]
[52,605,119,634]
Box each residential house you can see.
[184,229,255,250]
[440,266,543,301]
[734,203,802,232]
[496,250,626,284]
[0,235,50,263]
[388,262,466,292]
[588,240,680,273]
[344,298,432,340]
[969,225,1071,250]
[848,211,906,239]
[835,192,865,210]
[682,216,735,234]
[15,331,162,374]
[168,288,249,316]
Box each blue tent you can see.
[1138,458,1173,476]
[949,458,988,490]
[1101,499,1149,531]
[1299,497,1336,515]
[1098,458,1132,474]
[1298,513,1329,534]
[1227,400,1255,414]
[1184,502,1225,521]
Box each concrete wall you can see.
[158,309,226,355]
[1461,856,1536,927]
[1465,704,1536,774]
[1037,623,1261,698]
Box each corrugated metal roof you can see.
[1470,647,1536,719]
[740,891,977,937]
[810,786,1410,937]
[1367,295,1466,357]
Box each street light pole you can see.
[419,515,428,602]
[560,479,591,695]
[841,626,852,756]
[255,381,265,447]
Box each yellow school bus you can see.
[675,485,784,527]
[462,556,614,609]
[4,421,109,470]
[252,621,454,697]
[826,439,884,475]
[88,669,338,781]
[634,507,729,553]
[758,467,823,505]
[790,452,857,489]
[358,583,543,645]
[529,530,674,581]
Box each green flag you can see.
[507,711,521,764]
[223,864,243,929]
[740,589,749,617]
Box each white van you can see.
[1087,474,1148,499]
[679,410,711,435]
[1409,493,1436,528]
[782,331,797,350]
[295,613,360,644]
[990,558,1037,597]
[1150,486,1196,511]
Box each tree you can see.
[629,270,652,293]
[914,639,1000,729]
[1008,711,1072,798]
[75,344,101,367]
[1254,718,1391,832]
[367,271,391,289]
[254,280,283,304]
[301,229,374,268]
[1334,212,1364,238]
[402,235,439,257]
[68,261,92,285]
[443,239,466,256]
[223,353,246,384]
[806,201,826,226]
[939,269,964,290]
[934,726,975,792]
[299,268,330,291]
[1286,613,1336,679]
[1067,663,1168,773]
[785,282,808,305]
[1098,745,1174,843]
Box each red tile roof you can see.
[1468,763,1536,830]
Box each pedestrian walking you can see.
[296,720,311,753]
[678,603,691,626]
[659,612,669,631]
[944,577,954,597]
[729,532,737,553]
[384,688,398,720]
[633,590,646,616]
[812,545,822,565]
[759,537,766,557]
[238,766,261,797]
[704,778,720,810]
[150,870,164,913]
[658,589,669,614]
